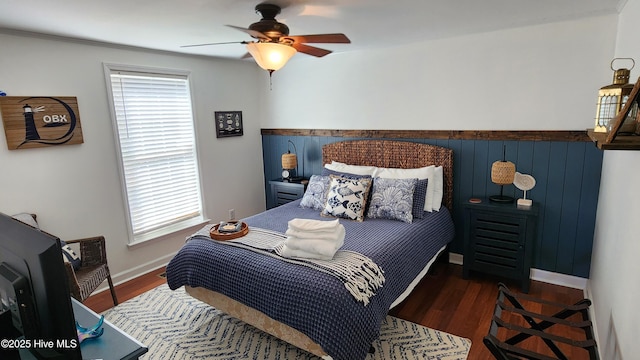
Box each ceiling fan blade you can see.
[241,52,252,59]
[181,41,247,48]
[292,43,332,57]
[285,33,350,44]
[226,25,270,40]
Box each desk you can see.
[72,298,147,360]
[18,298,147,360]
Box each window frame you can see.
[103,63,206,245]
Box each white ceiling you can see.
[0,0,624,60]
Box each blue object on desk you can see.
[77,315,105,343]
[20,299,147,360]
[71,298,147,359]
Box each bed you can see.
[166,140,455,360]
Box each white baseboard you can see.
[112,252,176,284]
[530,268,587,290]
[449,253,587,290]
[583,281,603,359]
[449,252,463,265]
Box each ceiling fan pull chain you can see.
[269,69,274,91]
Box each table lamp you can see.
[281,140,298,182]
[489,146,516,203]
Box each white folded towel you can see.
[284,226,345,242]
[285,233,345,258]
[280,218,345,260]
[287,218,340,233]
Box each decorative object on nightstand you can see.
[593,58,635,133]
[513,172,536,208]
[463,199,539,293]
[489,146,516,203]
[281,139,301,182]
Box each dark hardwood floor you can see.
[85,263,591,359]
[84,267,167,314]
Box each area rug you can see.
[102,284,471,359]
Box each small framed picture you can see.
[214,111,243,138]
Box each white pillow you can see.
[432,166,444,211]
[324,161,377,176]
[374,165,436,212]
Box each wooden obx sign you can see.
[0,96,84,150]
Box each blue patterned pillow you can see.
[367,177,417,223]
[412,178,428,219]
[321,176,372,221]
[300,175,331,210]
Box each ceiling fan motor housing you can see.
[250,4,289,39]
[249,20,289,38]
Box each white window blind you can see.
[108,68,203,240]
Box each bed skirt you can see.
[186,286,330,358]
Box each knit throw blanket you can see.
[188,225,385,306]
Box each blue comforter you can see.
[166,200,454,360]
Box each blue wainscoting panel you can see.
[261,135,603,278]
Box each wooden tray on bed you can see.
[210,221,249,241]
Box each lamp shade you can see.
[281,153,297,170]
[491,161,516,185]
[246,42,297,72]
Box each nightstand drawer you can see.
[472,212,527,245]
[274,187,304,205]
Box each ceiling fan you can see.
[182,3,350,73]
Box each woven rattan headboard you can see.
[322,140,454,211]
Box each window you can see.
[105,64,203,244]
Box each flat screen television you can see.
[0,212,82,359]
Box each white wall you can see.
[0,31,266,284]
[262,15,617,131]
[589,0,640,358]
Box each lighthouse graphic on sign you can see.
[18,97,78,148]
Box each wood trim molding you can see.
[261,129,591,142]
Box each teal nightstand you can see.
[462,199,539,293]
[268,179,307,209]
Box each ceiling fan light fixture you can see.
[246,42,297,72]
